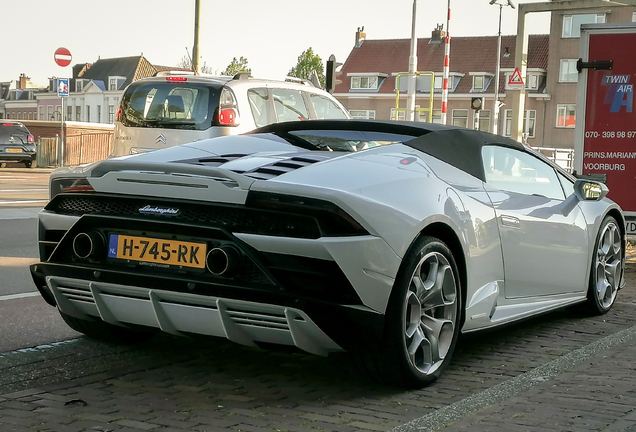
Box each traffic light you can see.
[326,54,343,94]
[471,97,484,111]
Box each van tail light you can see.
[217,88,240,127]
[116,107,122,122]
[218,108,239,125]
[27,134,34,143]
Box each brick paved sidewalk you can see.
[411,331,636,432]
[1,266,636,432]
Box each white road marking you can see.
[0,292,41,301]
[0,200,48,205]
[0,189,48,192]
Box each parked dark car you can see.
[0,121,37,168]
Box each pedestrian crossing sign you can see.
[508,68,524,89]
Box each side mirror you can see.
[573,179,609,202]
[561,179,609,217]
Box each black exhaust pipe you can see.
[72,232,104,259]
[206,245,242,276]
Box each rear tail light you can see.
[217,88,240,127]
[49,177,94,200]
[27,134,34,143]
[218,108,238,125]
[115,106,122,122]
[246,191,368,236]
[166,76,188,82]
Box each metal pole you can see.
[492,4,502,135]
[60,95,65,167]
[407,0,418,121]
[192,0,201,74]
[441,0,451,125]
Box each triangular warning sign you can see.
[508,67,524,85]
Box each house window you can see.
[390,108,406,121]
[562,13,605,38]
[434,76,454,91]
[87,106,91,122]
[38,106,44,120]
[351,76,378,90]
[473,76,484,91]
[76,80,83,92]
[67,105,73,120]
[526,110,536,138]
[109,105,115,123]
[76,106,82,121]
[559,60,578,82]
[109,78,118,91]
[47,105,53,120]
[478,110,491,132]
[557,104,576,128]
[632,12,636,22]
[504,109,537,137]
[350,110,376,119]
[526,74,539,90]
[97,105,102,122]
[452,109,468,128]
[17,113,22,120]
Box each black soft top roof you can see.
[252,119,526,181]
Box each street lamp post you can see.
[407,0,418,121]
[489,0,515,135]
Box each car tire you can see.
[25,160,34,168]
[60,311,156,343]
[584,215,623,315]
[354,236,462,388]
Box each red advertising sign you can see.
[54,47,72,67]
[582,32,636,212]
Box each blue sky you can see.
[2,0,551,86]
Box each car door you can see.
[481,145,589,298]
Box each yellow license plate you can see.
[108,234,206,269]
[6,148,22,153]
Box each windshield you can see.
[285,130,413,152]
[119,82,221,131]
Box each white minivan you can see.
[112,72,351,157]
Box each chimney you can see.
[18,73,29,89]
[355,27,366,47]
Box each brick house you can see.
[334,2,636,151]
[34,55,187,124]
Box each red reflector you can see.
[116,106,122,122]
[219,108,238,125]
[27,134,34,143]
[166,76,187,82]
[2,123,13,126]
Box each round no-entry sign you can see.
[54,47,72,67]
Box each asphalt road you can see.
[0,166,81,353]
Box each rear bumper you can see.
[30,263,386,354]
[0,152,36,162]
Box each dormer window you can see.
[474,76,484,91]
[108,76,126,91]
[76,80,84,92]
[469,73,493,92]
[351,76,378,90]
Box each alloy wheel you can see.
[404,251,458,376]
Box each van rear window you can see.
[119,82,221,131]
